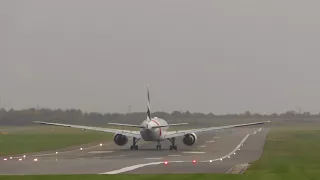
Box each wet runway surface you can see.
[0,127,269,175]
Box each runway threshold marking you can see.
[100,133,251,175]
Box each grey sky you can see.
[1,0,320,114]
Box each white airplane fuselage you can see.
[139,117,169,141]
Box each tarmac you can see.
[0,127,269,175]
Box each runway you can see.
[0,127,268,175]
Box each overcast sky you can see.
[1,0,320,114]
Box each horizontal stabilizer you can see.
[108,123,145,128]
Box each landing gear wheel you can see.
[156,145,162,149]
[130,137,140,150]
[130,145,139,150]
[169,145,177,150]
[168,137,177,150]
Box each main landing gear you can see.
[130,137,139,150]
[156,140,162,149]
[168,137,177,150]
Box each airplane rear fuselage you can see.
[139,117,169,141]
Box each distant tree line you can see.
[0,108,319,126]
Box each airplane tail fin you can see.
[146,85,151,121]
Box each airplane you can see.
[34,86,270,150]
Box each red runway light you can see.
[192,160,196,164]
[164,161,168,165]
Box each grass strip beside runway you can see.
[244,127,320,178]
[0,126,112,156]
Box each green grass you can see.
[1,126,320,179]
[0,126,113,156]
[244,127,320,178]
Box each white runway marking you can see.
[88,151,113,154]
[197,145,206,148]
[101,161,184,174]
[103,155,127,159]
[145,158,163,160]
[213,137,220,139]
[206,140,215,143]
[100,133,251,174]
[182,151,206,154]
[253,131,257,134]
[168,154,182,157]
[204,134,250,163]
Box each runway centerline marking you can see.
[100,133,251,175]
[206,140,215,143]
[145,158,163,160]
[182,151,206,154]
[197,145,206,148]
[88,151,114,154]
[168,154,182,157]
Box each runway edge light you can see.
[164,161,168,165]
[192,160,197,164]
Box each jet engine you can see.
[182,133,197,146]
[113,134,128,146]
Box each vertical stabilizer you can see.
[146,86,151,121]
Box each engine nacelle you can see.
[113,134,128,146]
[182,133,197,146]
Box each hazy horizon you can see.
[1,1,320,114]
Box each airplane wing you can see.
[164,121,270,139]
[34,121,141,139]
[108,123,145,128]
